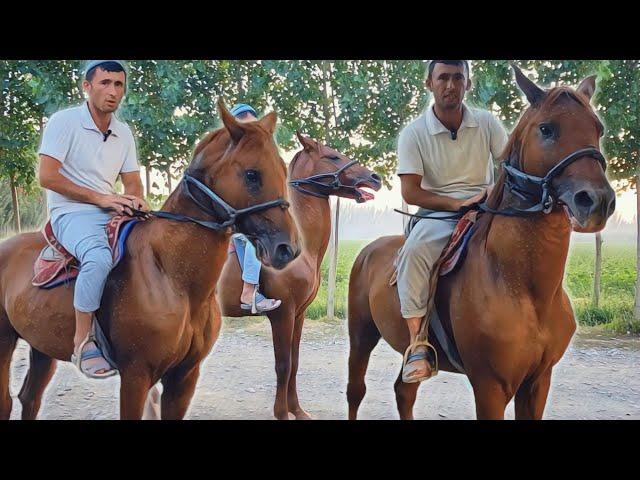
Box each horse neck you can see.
[483,199,572,306]
[290,186,332,267]
[150,184,231,301]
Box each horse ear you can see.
[576,75,597,101]
[511,62,546,106]
[296,130,317,152]
[218,98,245,143]
[259,111,278,135]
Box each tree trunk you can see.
[593,231,603,307]
[321,60,340,321]
[402,198,409,232]
[236,61,244,97]
[635,175,640,321]
[166,168,172,192]
[9,174,21,233]
[327,197,341,319]
[145,165,151,197]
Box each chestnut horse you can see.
[347,65,616,420]
[0,101,300,420]
[216,132,381,419]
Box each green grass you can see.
[306,240,368,321]
[565,243,637,333]
[306,240,639,334]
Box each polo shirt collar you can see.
[80,101,123,137]
[425,103,478,135]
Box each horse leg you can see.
[119,371,154,420]
[514,370,552,420]
[142,383,163,420]
[0,329,18,420]
[393,369,420,420]
[346,314,380,420]
[472,378,512,420]
[287,313,311,420]
[18,348,57,420]
[160,365,200,420]
[269,310,295,420]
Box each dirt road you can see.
[8,319,640,420]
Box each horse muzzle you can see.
[558,180,616,232]
[251,233,301,270]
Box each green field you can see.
[308,240,639,334]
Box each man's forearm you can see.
[41,172,102,206]
[123,180,144,199]
[403,189,463,212]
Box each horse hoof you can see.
[293,409,312,420]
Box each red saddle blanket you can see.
[438,210,478,276]
[32,215,138,289]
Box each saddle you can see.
[32,215,139,289]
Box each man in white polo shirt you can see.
[38,60,149,379]
[396,60,509,383]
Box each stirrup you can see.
[402,339,439,383]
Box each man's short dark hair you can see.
[427,60,470,79]
[86,61,126,82]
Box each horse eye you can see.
[539,123,555,139]
[328,155,340,161]
[245,169,261,184]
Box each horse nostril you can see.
[275,243,295,264]
[371,173,382,183]
[609,196,616,215]
[574,190,595,210]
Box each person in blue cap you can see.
[228,103,282,314]
[230,103,258,121]
[38,60,149,378]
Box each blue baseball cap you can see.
[230,103,258,118]
[84,60,127,78]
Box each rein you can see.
[395,147,606,221]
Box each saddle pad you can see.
[32,215,140,289]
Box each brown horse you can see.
[347,66,616,420]
[216,132,381,419]
[0,101,300,420]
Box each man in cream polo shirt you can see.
[397,60,509,383]
[38,60,149,379]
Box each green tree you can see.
[595,60,640,320]
[0,61,42,232]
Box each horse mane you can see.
[193,128,226,158]
[473,84,601,244]
[288,150,304,176]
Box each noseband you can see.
[480,146,606,216]
[289,159,361,199]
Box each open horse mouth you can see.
[353,180,381,203]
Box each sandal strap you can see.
[81,349,105,361]
[407,351,429,364]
